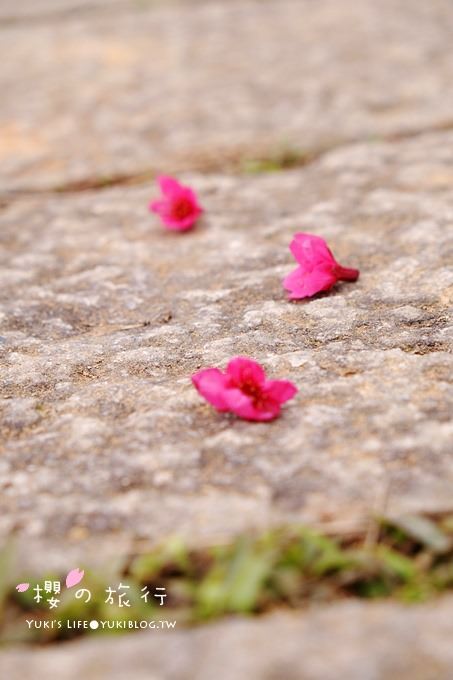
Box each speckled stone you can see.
[2,0,453,192]
[1,130,452,572]
[2,597,453,679]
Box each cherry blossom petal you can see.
[264,379,299,404]
[158,175,182,196]
[226,356,266,386]
[192,368,231,411]
[224,389,277,421]
[16,583,30,593]
[283,266,337,299]
[289,233,334,268]
[66,568,85,589]
[149,200,166,214]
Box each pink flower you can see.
[149,176,202,231]
[192,356,298,422]
[283,232,359,300]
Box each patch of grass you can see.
[1,513,453,645]
[241,147,315,174]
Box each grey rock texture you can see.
[1,130,452,572]
[2,0,453,192]
[3,597,453,679]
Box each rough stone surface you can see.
[3,597,453,679]
[3,0,453,192]
[1,130,452,572]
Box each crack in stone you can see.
[3,120,453,205]
[0,0,225,28]
[0,0,151,28]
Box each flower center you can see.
[239,380,265,407]
[171,197,193,220]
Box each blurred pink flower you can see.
[149,176,202,231]
[192,356,297,422]
[283,232,359,300]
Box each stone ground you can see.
[3,597,453,680]
[3,0,453,194]
[1,0,453,678]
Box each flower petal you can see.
[226,356,266,386]
[264,379,298,404]
[223,389,278,421]
[192,368,231,411]
[66,568,85,589]
[161,214,197,231]
[289,232,335,268]
[184,187,203,212]
[158,175,182,196]
[149,200,166,215]
[16,583,30,593]
[283,266,337,299]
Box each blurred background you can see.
[3,0,453,196]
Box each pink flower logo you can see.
[192,356,297,422]
[283,232,359,300]
[149,176,203,231]
[65,568,85,588]
[15,583,30,593]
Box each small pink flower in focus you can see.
[66,568,85,589]
[192,356,297,422]
[283,232,359,300]
[149,176,203,231]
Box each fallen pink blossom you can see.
[283,232,359,299]
[149,176,202,231]
[192,356,297,422]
